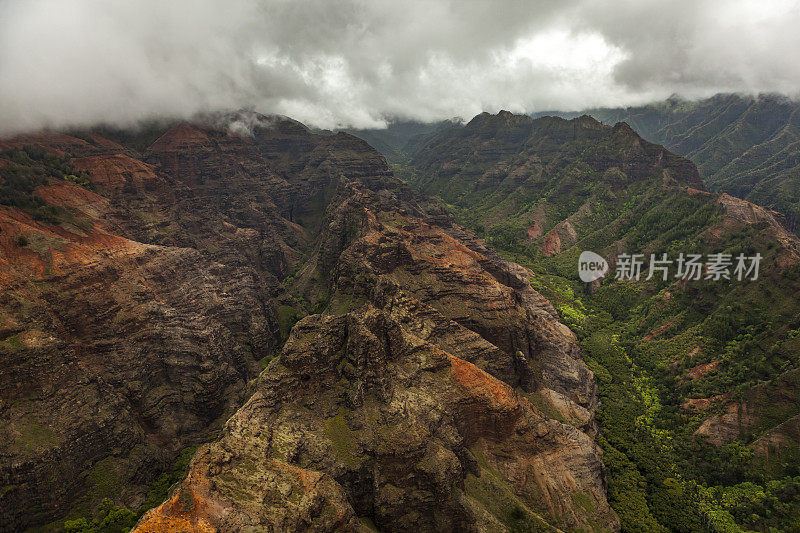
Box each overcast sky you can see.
[1,0,799,134]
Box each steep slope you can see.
[534,93,800,231]
[344,120,463,165]
[408,111,703,253]
[391,111,800,531]
[1,115,618,531]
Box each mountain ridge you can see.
[531,93,800,230]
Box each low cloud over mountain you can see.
[1,0,799,133]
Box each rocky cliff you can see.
[0,113,617,531]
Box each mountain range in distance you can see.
[352,93,800,232]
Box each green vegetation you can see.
[61,446,198,533]
[276,304,303,341]
[517,257,800,532]
[383,113,800,531]
[324,409,359,468]
[139,445,198,513]
[258,350,279,370]
[358,517,380,532]
[8,421,60,454]
[345,119,460,165]
[63,499,136,533]
[0,145,93,224]
[0,332,24,352]
[464,446,557,532]
[540,94,800,233]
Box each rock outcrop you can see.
[137,286,615,531]
[695,369,800,456]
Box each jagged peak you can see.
[529,114,607,130]
[464,111,493,128]
[573,114,605,129]
[612,121,637,135]
[464,110,534,131]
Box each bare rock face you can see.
[1,124,305,528]
[138,301,616,532]
[0,203,267,528]
[694,368,800,456]
[1,113,617,531]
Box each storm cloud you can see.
[1,0,799,134]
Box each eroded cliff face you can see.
[0,122,303,529]
[1,113,617,531]
[137,305,614,532]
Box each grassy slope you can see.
[535,93,800,232]
[387,113,800,532]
